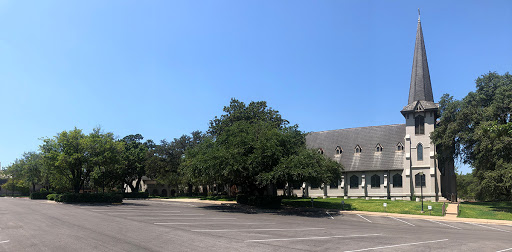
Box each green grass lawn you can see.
[281,198,445,216]
[458,201,512,221]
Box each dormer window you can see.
[397,142,404,151]
[375,143,383,152]
[318,148,324,155]
[335,146,343,155]
[355,145,362,153]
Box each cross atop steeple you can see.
[408,10,434,104]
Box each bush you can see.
[123,192,149,198]
[54,193,123,203]
[236,194,282,209]
[47,194,59,201]
[30,191,54,199]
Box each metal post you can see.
[419,171,424,212]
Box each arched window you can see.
[371,174,380,188]
[417,143,423,161]
[415,173,426,187]
[375,144,383,152]
[393,174,402,188]
[350,175,359,188]
[415,115,425,135]
[397,142,404,151]
[335,146,343,155]
[355,145,362,153]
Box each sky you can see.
[1,1,511,174]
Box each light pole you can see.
[419,171,424,213]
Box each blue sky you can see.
[1,1,511,174]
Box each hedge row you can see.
[236,194,282,209]
[30,191,54,199]
[51,193,123,203]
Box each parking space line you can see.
[465,223,511,233]
[245,233,381,242]
[388,216,415,226]
[0,240,9,244]
[425,219,461,230]
[343,238,448,252]
[130,217,236,220]
[92,210,180,212]
[155,222,275,225]
[357,214,372,223]
[496,248,512,252]
[109,213,204,215]
[193,227,325,232]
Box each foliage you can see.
[119,134,152,193]
[40,127,124,193]
[30,191,53,199]
[54,193,123,203]
[47,193,59,201]
[282,198,445,216]
[2,179,30,196]
[456,172,479,200]
[181,98,342,195]
[459,201,512,221]
[432,72,512,201]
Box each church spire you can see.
[408,10,434,104]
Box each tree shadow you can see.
[198,203,343,218]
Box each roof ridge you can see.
[311,123,406,134]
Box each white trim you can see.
[245,234,381,242]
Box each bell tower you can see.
[401,11,441,201]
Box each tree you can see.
[432,72,512,201]
[40,127,123,193]
[119,134,151,193]
[181,98,342,195]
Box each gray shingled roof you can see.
[306,124,405,172]
[408,17,434,104]
[401,100,439,113]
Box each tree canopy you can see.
[432,72,512,201]
[180,98,342,195]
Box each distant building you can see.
[302,14,456,201]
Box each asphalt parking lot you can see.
[1,197,511,251]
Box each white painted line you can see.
[130,217,235,220]
[388,216,415,226]
[109,213,204,215]
[425,219,461,230]
[496,248,512,252]
[155,222,276,225]
[465,222,511,233]
[326,212,334,219]
[92,210,180,212]
[343,239,448,252]
[193,227,325,232]
[357,214,372,223]
[245,233,381,242]
[0,240,9,244]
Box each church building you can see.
[302,14,457,202]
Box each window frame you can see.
[370,174,380,188]
[349,175,359,188]
[415,115,425,135]
[392,173,403,188]
[415,173,426,187]
[417,143,423,161]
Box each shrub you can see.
[236,194,281,209]
[54,193,123,203]
[30,191,53,200]
[123,192,149,198]
[47,194,59,201]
